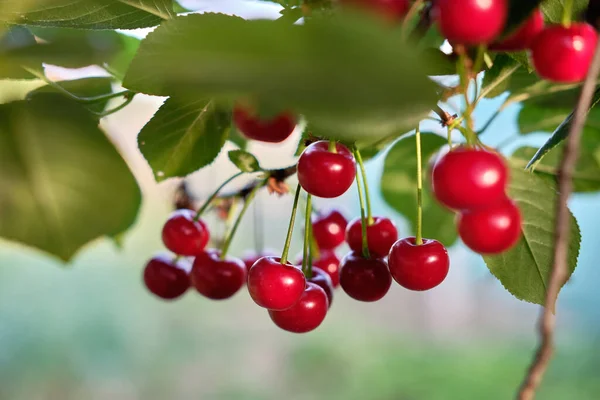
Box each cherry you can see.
[297,141,356,198]
[306,267,335,307]
[531,23,598,83]
[191,250,246,300]
[490,9,544,51]
[162,209,210,256]
[345,216,399,258]
[431,147,508,211]
[143,254,191,300]
[434,0,508,45]
[312,209,348,250]
[388,237,450,291]
[457,199,522,254]
[233,106,296,143]
[247,256,306,310]
[339,252,392,302]
[296,250,341,287]
[242,249,277,272]
[341,0,410,21]
[268,282,328,333]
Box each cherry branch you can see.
[517,39,600,400]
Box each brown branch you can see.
[517,39,600,400]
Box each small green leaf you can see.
[482,167,580,307]
[381,132,457,246]
[28,77,114,114]
[228,150,262,173]
[138,97,231,181]
[0,94,141,261]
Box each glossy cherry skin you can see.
[296,250,341,287]
[339,252,392,302]
[434,0,508,45]
[457,199,522,254]
[247,256,306,310]
[268,282,328,333]
[297,141,356,198]
[162,209,210,256]
[490,9,544,51]
[143,254,191,300]
[191,250,246,300]
[388,237,450,291]
[341,0,410,21]
[233,106,296,143]
[432,147,508,211]
[307,267,335,307]
[241,249,277,272]
[531,23,598,83]
[345,216,399,258]
[312,209,348,250]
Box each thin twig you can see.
[433,105,455,127]
[517,39,600,400]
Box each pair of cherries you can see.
[432,146,522,255]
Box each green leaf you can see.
[28,77,114,114]
[481,55,540,99]
[0,94,141,261]
[123,13,438,142]
[541,0,589,24]
[518,104,571,134]
[104,33,141,81]
[228,150,262,172]
[0,26,40,79]
[381,132,457,246]
[138,97,232,181]
[482,167,580,307]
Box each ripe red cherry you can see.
[457,199,522,254]
[191,250,246,300]
[297,141,356,198]
[434,0,508,45]
[339,252,392,302]
[241,249,277,272]
[143,254,191,300]
[490,9,544,51]
[268,282,328,333]
[388,237,450,291]
[233,106,296,143]
[531,23,598,83]
[345,216,399,258]
[432,147,508,211]
[162,209,210,256]
[312,209,348,250]
[306,267,334,307]
[247,256,306,310]
[341,0,410,21]
[296,250,341,287]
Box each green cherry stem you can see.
[94,93,136,118]
[328,140,338,153]
[302,194,313,278]
[353,147,374,225]
[415,126,424,246]
[563,0,573,27]
[194,171,245,221]
[280,184,302,265]
[355,171,371,259]
[220,181,264,259]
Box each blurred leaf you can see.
[481,55,540,99]
[381,132,457,246]
[541,0,589,23]
[422,49,456,76]
[0,94,141,261]
[123,13,438,142]
[28,77,114,114]
[0,26,40,79]
[229,125,248,150]
[138,97,231,181]
[228,150,262,172]
[518,104,571,134]
[482,167,580,307]
[104,33,141,80]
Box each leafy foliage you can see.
[228,150,263,173]
[28,77,115,114]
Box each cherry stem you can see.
[302,194,313,278]
[563,0,573,27]
[280,184,302,265]
[328,140,337,153]
[415,126,424,246]
[194,171,245,220]
[400,0,424,39]
[94,93,136,118]
[355,171,371,259]
[220,182,263,259]
[353,147,374,225]
[252,194,264,253]
[456,49,477,145]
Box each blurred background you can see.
[1,1,600,399]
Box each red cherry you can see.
[162,209,210,256]
[457,199,522,254]
[307,267,335,307]
[339,252,392,302]
[341,0,410,21]
[233,106,296,143]
[432,147,508,211]
[143,254,191,300]
[490,9,544,51]
[241,249,277,272]
[247,256,306,310]
[388,237,450,291]
[531,23,598,83]
[345,216,399,258]
[312,209,348,250]
[297,141,356,198]
[268,282,328,333]
[191,250,246,300]
[296,250,341,287]
[434,0,508,45]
